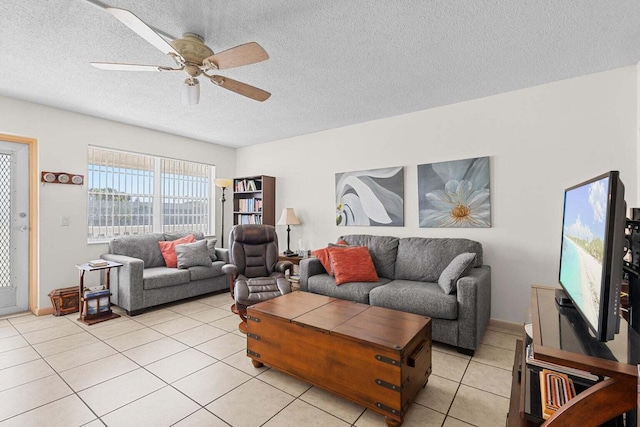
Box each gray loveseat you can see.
[101,232,229,315]
[299,234,491,355]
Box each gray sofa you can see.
[101,231,229,315]
[299,234,491,355]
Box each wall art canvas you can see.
[418,156,491,228]
[336,166,404,226]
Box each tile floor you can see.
[0,292,519,427]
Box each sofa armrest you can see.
[221,263,238,295]
[299,257,324,292]
[215,248,229,263]
[456,265,491,352]
[100,253,144,313]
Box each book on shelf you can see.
[88,259,108,267]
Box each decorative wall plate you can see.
[41,172,85,185]
[57,174,70,183]
[71,175,84,185]
[43,172,56,183]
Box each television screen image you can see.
[559,171,625,342]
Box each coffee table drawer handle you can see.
[408,340,429,368]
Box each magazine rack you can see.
[75,261,122,325]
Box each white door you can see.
[0,141,29,315]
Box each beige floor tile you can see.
[12,315,72,334]
[448,384,509,427]
[79,368,166,416]
[0,346,41,370]
[80,419,105,427]
[173,362,251,405]
[208,313,241,332]
[45,341,118,372]
[6,313,38,325]
[123,337,188,366]
[0,325,18,339]
[300,386,366,424]
[413,374,459,413]
[198,292,233,307]
[73,315,130,331]
[0,375,73,421]
[129,309,182,326]
[0,319,8,327]
[263,399,349,427]
[487,323,523,337]
[173,409,228,426]
[257,368,312,397]
[89,319,146,340]
[172,324,227,346]
[432,349,470,382]
[104,327,164,352]
[223,349,268,376]
[462,360,512,398]
[195,333,246,359]
[145,348,216,383]
[101,386,199,427]
[481,329,520,351]
[0,394,96,427]
[166,301,212,315]
[432,341,472,360]
[22,322,84,344]
[0,335,29,353]
[0,359,56,392]
[59,353,138,391]
[187,307,233,323]
[472,344,515,370]
[443,416,475,426]
[355,405,445,427]
[32,331,99,357]
[151,316,203,335]
[206,378,294,426]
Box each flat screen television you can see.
[558,171,626,342]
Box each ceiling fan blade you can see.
[106,7,183,60]
[91,62,180,72]
[204,42,269,70]
[210,75,271,101]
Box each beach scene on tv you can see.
[559,176,609,331]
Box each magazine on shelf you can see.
[525,344,598,381]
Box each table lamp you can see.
[277,208,301,256]
[214,178,233,248]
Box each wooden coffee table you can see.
[246,292,432,427]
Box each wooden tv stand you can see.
[507,285,639,427]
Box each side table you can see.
[75,261,123,325]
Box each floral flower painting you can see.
[418,157,491,228]
[336,167,404,226]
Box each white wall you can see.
[0,96,236,311]
[236,66,638,323]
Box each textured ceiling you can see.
[2,1,640,148]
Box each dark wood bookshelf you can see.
[232,175,275,226]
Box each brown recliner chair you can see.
[222,224,293,333]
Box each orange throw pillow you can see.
[327,246,379,285]
[311,247,332,275]
[158,234,195,268]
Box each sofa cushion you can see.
[394,238,483,282]
[311,247,333,275]
[142,267,191,290]
[189,261,225,281]
[158,234,196,268]
[369,280,458,320]
[327,246,379,285]
[339,235,399,279]
[438,252,476,294]
[164,231,205,241]
[205,238,218,261]
[308,274,390,304]
[176,240,212,269]
[109,233,166,268]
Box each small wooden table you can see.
[247,292,432,427]
[76,261,122,325]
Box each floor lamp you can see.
[214,178,233,248]
[277,208,301,256]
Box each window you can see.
[87,147,214,242]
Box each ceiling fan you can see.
[91,7,270,105]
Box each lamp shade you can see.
[181,78,200,105]
[277,208,301,225]
[214,178,233,189]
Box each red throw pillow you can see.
[158,234,195,268]
[311,247,332,275]
[327,246,379,285]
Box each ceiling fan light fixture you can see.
[181,77,200,105]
